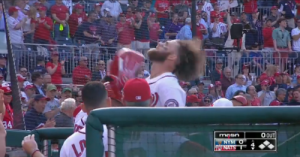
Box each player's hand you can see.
[22,134,39,155]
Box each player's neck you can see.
[150,63,171,79]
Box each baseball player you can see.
[60,82,109,157]
[146,39,205,107]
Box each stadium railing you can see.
[6,127,73,157]
[86,107,300,157]
[13,43,300,81]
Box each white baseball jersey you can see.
[60,126,108,157]
[74,110,87,132]
[146,72,186,107]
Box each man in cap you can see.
[213,95,248,107]
[50,0,70,39]
[23,83,35,103]
[146,38,205,107]
[43,84,60,119]
[68,4,87,38]
[197,81,205,99]
[123,78,151,106]
[258,80,276,106]
[210,59,223,83]
[94,2,103,19]
[270,72,287,90]
[60,82,109,157]
[24,94,55,130]
[32,56,47,75]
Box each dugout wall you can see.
[86,107,300,157]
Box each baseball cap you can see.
[185,18,191,23]
[208,84,215,89]
[62,87,72,93]
[274,72,281,77]
[261,80,269,86]
[231,95,247,106]
[186,95,201,103]
[213,98,233,107]
[47,84,57,91]
[51,51,59,55]
[95,2,103,7]
[17,74,26,82]
[34,94,50,101]
[0,86,11,94]
[74,4,84,9]
[216,59,223,64]
[243,64,250,69]
[119,13,125,17]
[215,81,221,86]
[24,84,34,90]
[297,75,300,79]
[271,6,277,10]
[123,78,151,102]
[8,6,19,15]
[197,81,205,86]
[38,6,47,11]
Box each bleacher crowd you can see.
[1,0,300,156]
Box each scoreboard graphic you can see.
[213,131,277,152]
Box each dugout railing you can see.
[6,127,73,157]
[86,107,300,157]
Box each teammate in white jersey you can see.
[61,82,110,157]
[146,39,205,107]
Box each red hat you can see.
[123,78,151,103]
[0,86,11,93]
[274,72,281,77]
[180,81,187,87]
[119,13,125,17]
[211,12,218,18]
[297,75,300,79]
[208,84,215,89]
[95,2,103,7]
[38,6,47,11]
[150,13,156,18]
[231,95,247,106]
[215,81,221,86]
[51,51,59,55]
[24,84,34,90]
[17,74,26,82]
[8,6,19,15]
[186,95,201,103]
[271,6,277,10]
[243,64,250,69]
[261,80,269,86]
[103,75,123,103]
[74,4,84,9]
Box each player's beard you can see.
[147,48,171,62]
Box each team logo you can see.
[164,99,179,107]
[151,93,159,107]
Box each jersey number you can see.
[3,121,12,129]
[71,140,86,157]
[127,148,147,157]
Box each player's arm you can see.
[59,140,69,157]
[159,84,186,107]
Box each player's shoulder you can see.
[64,126,86,145]
[147,72,178,86]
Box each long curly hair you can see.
[173,38,206,81]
